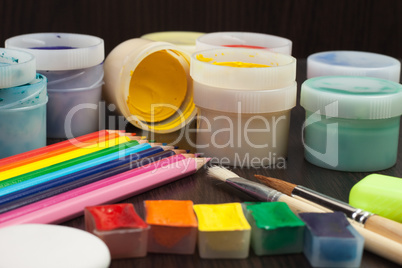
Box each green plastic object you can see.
[349,174,402,223]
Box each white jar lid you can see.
[141,31,204,53]
[191,48,296,90]
[5,33,104,71]
[301,76,402,119]
[194,81,297,113]
[0,224,110,268]
[196,31,292,55]
[0,48,36,88]
[307,51,401,82]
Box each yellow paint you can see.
[127,50,188,123]
[196,53,270,68]
[193,203,251,231]
[0,136,131,181]
[213,61,270,68]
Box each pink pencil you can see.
[0,155,209,227]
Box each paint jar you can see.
[307,51,401,82]
[5,33,105,138]
[85,203,149,259]
[191,48,297,167]
[193,203,251,259]
[299,212,364,268]
[141,31,204,54]
[144,200,198,255]
[0,48,36,88]
[243,202,305,256]
[0,74,48,158]
[103,38,197,134]
[196,32,292,55]
[301,76,402,172]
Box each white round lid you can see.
[5,33,104,71]
[307,51,401,82]
[301,76,402,119]
[196,31,292,55]
[0,48,36,88]
[0,224,111,268]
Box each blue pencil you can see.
[0,150,176,214]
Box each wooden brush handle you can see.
[365,215,402,245]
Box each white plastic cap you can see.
[5,33,104,71]
[194,81,297,113]
[141,31,204,54]
[301,76,402,119]
[191,48,296,90]
[307,51,401,82]
[196,32,292,55]
[0,48,36,88]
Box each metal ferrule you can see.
[226,177,283,202]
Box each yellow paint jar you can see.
[191,48,297,167]
[103,38,196,133]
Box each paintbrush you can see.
[254,175,402,245]
[207,166,402,265]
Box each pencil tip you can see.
[254,175,295,196]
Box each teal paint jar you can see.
[301,76,402,172]
[0,74,48,158]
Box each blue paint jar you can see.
[0,74,48,158]
[301,76,402,172]
[5,33,104,138]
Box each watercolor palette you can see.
[193,203,251,259]
[299,212,364,267]
[85,203,149,259]
[145,200,198,255]
[243,202,305,256]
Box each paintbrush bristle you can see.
[208,166,239,182]
[254,175,296,196]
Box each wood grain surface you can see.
[0,0,401,59]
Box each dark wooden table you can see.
[58,59,402,268]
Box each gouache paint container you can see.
[0,48,36,88]
[0,74,48,158]
[103,38,196,134]
[191,48,296,167]
[85,203,149,259]
[5,33,105,138]
[196,32,292,55]
[301,76,402,172]
[299,212,364,268]
[307,51,401,82]
[144,200,198,255]
[193,203,251,259]
[141,31,204,54]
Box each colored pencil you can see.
[0,135,132,181]
[207,166,402,265]
[254,174,402,245]
[0,149,176,214]
[0,155,209,226]
[0,146,166,206]
[0,142,151,195]
[0,132,122,173]
[0,130,110,167]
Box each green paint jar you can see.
[300,76,402,172]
